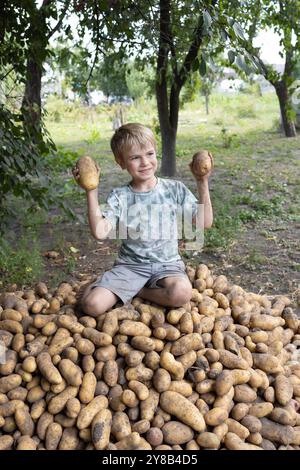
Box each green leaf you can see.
[220,30,227,41]
[199,57,207,77]
[192,57,200,72]
[236,55,251,74]
[233,22,245,40]
[228,50,235,65]
[203,10,212,29]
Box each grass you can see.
[0,235,45,287]
[1,90,299,288]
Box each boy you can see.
[73,123,213,317]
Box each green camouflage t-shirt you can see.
[102,177,198,263]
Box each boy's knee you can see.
[81,294,106,317]
[166,279,192,307]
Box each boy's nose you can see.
[140,157,148,167]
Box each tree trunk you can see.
[156,80,179,177]
[205,93,209,115]
[21,56,42,142]
[275,80,297,137]
[159,123,177,176]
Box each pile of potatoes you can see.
[0,264,300,451]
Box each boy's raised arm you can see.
[72,160,112,239]
[189,150,214,229]
[195,179,213,229]
[86,188,113,240]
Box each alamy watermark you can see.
[291,80,300,111]
[0,341,7,365]
[95,202,205,251]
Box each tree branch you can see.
[85,1,105,86]
[177,0,218,90]
[47,0,71,39]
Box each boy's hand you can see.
[72,157,100,191]
[189,150,213,181]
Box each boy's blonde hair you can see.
[110,123,156,161]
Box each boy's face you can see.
[117,143,158,183]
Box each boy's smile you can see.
[118,144,158,191]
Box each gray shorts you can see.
[90,257,188,305]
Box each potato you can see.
[65,398,81,419]
[102,310,119,337]
[250,314,284,330]
[0,374,22,393]
[92,409,112,450]
[260,417,294,445]
[59,428,79,450]
[128,380,149,401]
[226,418,250,440]
[197,432,220,449]
[15,407,34,436]
[27,385,46,403]
[144,351,160,370]
[48,386,78,414]
[190,150,213,178]
[160,391,206,432]
[121,389,139,408]
[240,415,262,433]
[16,436,38,450]
[252,353,282,374]
[95,344,117,362]
[78,372,97,404]
[132,419,151,434]
[31,399,46,420]
[131,336,155,352]
[58,359,83,386]
[102,360,119,387]
[234,384,257,403]
[274,374,293,406]
[75,155,99,190]
[224,432,262,450]
[111,412,132,441]
[153,368,171,393]
[177,350,197,371]
[119,320,152,337]
[37,412,54,440]
[0,319,23,334]
[205,407,228,427]
[160,351,184,380]
[77,396,108,430]
[48,336,74,356]
[125,364,154,383]
[168,380,193,397]
[218,350,249,370]
[171,333,203,356]
[82,327,112,347]
[75,338,95,355]
[0,435,14,450]
[37,352,63,385]
[45,422,63,450]
[0,349,17,376]
[140,389,159,421]
[213,423,228,443]
[249,402,274,418]
[162,421,194,445]
[22,356,37,374]
[0,400,24,417]
[146,427,163,447]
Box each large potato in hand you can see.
[74,156,100,190]
[189,150,213,178]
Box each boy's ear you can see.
[116,157,126,169]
